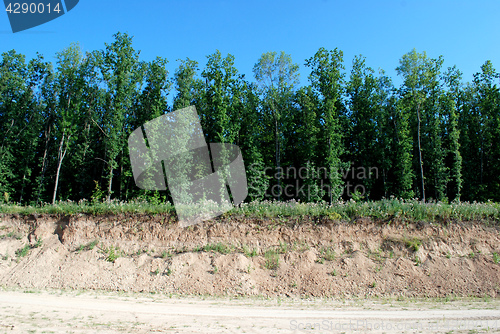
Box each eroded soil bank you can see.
[0,213,499,298]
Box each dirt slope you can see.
[0,213,499,298]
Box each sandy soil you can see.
[1,288,500,333]
[1,213,499,299]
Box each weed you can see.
[446,252,451,259]
[330,269,338,276]
[165,268,173,276]
[370,281,377,288]
[203,242,231,254]
[161,250,172,259]
[104,246,120,263]
[468,251,475,259]
[246,264,253,273]
[319,246,336,261]
[291,281,297,288]
[277,241,288,254]
[151,268,160,276]
[1,253,8,260]
[386,236,422,252]
[2,232,23,240]
[33,237,43,248]
[15,244,30,258]
[493,252,500,264]
[213,265,219,274]
[414,256,421,266]
[242,244,258,257]
[404,237,422,252]
[78,240,98,253]
[264,249,279,270]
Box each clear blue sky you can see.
[1,0,499,89]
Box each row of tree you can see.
[1,32,499,205]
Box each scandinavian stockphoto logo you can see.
[4,0,79,33]
[128,106,248,227]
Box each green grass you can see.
[263,250,279,270]
[404,237,422,252]
[77,240,99,252]
[385,236,423,252]
[493,252,500,264]
[241,244,258,257]
[161,250,172,259]
[2,199,500,226]
[202,242,232,254]
[319,246,336,261]
[102,246,120,263]
[15,244,31,257]
[0,198,500,223]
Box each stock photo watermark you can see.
[128,106,248,227]
[4,0,79,33]
[290,318,498,333]
[249,163,379,201]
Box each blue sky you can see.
[1,0,499,89]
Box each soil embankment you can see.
[0,213,499,298]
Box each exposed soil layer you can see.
[1,213,499,298]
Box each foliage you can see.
[0,34,500,204]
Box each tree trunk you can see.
[416,105,425,201]
[36,126,51,204]
[275,115,280,201]
[52,133,68,204]
[106,166,114,202]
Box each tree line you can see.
[1,32,499,205]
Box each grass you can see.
[202,242,232,254]
[34,237,43,248]
[385,236,423,252]
[2,198,500,224]
[15,244,31,257]
[319,246,336,261]
[77,240,99,253]
[241,245,258,257]
[263,250,279,270]
[404,237,422,252]
[101,246,120,263]
[493,252,500,264]
[161,250,172,259]
[0,231,23,240]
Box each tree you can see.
[396,49,444,201]
[51,43,86,204]
[305,47,347,202]
[441,65,463,200]
[201,50,244,145]
[173,58,199,111]
[346,55,380,198]
[253,51,299,201]
[99,32,142,202]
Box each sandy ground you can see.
[1,214,500,299]
[0,289,499,333]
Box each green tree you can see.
[99,32,142,201]
[173,58,199,111]
[396,49,444,201]
[51,43,86,203]
[305,47,347,202]
[253,51,299,201]
[441,65,463,200]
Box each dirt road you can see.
[0,289,499,333]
